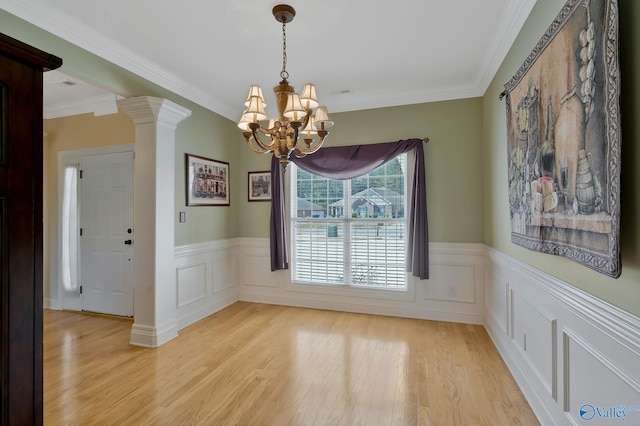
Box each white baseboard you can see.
[44,298,62,310]
[239,292,485,324]
[130,321,179,348]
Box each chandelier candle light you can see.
[238,4,333,170]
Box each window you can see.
[291,154,407,289]
[61,164,79,295]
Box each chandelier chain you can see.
[280,20,289,81]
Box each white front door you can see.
[80,151,134,316]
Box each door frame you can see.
[55,144,134,312]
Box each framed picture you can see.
[248,171,271,202]
[185,153,229,206]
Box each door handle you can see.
[124,240,133,245]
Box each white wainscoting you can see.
[236,238,486,325]
[173,240,238,330]
[485,248,640,425]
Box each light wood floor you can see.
[44,302,539,425]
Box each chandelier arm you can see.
[251,127,276,151]
[292,148,307,158]
[244,137,270,155]
[292,126,301,149]
[294,134,326,155]
[260,123,276,133]
[299,110,311,130]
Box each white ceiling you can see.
[2,0,538,120]
[43,70,121,119]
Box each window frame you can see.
[288,155,412,296]
[60,163,80,295]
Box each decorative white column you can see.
[118,97,191,347]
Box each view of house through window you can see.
[291,154,407,289]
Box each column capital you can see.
[118,96,191,128]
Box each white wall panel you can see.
[424,263,475,303]
[511,290,557,401]
[244,255,279,288]
[213,255,235,293]
[485,271,508,335]
[176,263,206,308]
[174,240,238,330]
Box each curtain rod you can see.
[422,137,430,143]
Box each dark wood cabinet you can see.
[0,33,61,425]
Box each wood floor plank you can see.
[43,303,539,425]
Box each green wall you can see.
[483,0,640,317]
[235,99,485,243]
[0,10,242,246]
[173,106,240,245]
[0,9,485,246]
[4,0,638,316]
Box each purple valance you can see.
[270,138,429,279]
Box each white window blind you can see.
[291,154,407,289]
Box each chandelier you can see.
[237,4,333,170]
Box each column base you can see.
[129,320,179,348]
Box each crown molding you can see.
[325,83,485,113]
[0,0,237,120]
[474,0,538,95]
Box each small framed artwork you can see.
[248,171,272,202]
[185,153,230,206]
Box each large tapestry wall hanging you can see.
[501,0,621,277]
